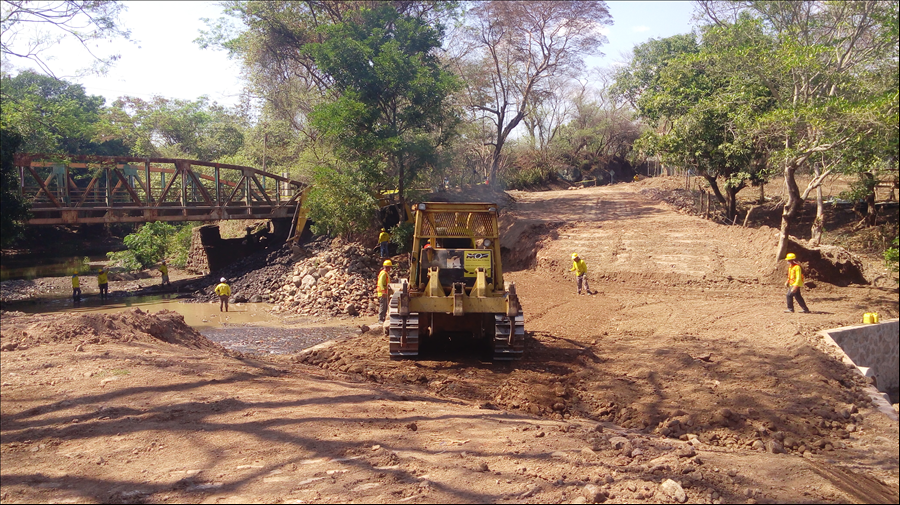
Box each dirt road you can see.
[2,179,898,504]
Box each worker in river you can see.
[784,253,811,313]
[97,267,109,301]
[215,277,232,312]
[159,260,170,287]
[377,260,393,323]
[72,271,81,302]
[378,228,391,259]
[570,253,592,295]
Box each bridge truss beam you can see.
[13,154,307,225]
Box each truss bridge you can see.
[13,153,308,226]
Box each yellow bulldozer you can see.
[387,202,524,360]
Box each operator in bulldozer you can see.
[377,260,393,323]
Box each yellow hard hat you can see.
[571,253,579,258]
[381,228,385,231]
[785,253,796,260]
[383,260,393,267]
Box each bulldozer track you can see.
[493,313,525,360]
[808,460,899,504]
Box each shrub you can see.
[390,221,414,253]
[107,221,183,271]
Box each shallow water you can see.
[4,295,362,355]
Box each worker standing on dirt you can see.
[570,253,591,295]
[378,228,392,259]
[97,267,109,301]
[159,260,170,287]
[377,260,393,323]
[72,271,81,302]
[215,277,232,312]
[784,253,811,313]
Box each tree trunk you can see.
[758,183,765,205]
[704,175,727,205]
[864,173,877,226]
[775,163,802,261]
[809,184,824,246]
[726,186,739,223]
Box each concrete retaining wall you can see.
[819,319,899,392]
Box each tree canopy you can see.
[0,70,127,155]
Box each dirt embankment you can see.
[2,178,898,505]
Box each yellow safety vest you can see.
[378,232,391,244]
[570,259,587,276]
[215,283,231,296]
[160,264,168,275]
[97,271,108,284]
[72,275,80,288]
[377,269,390,297]
[788,264,804,287]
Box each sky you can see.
[4,1,699,108]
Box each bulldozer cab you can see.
[409,203,501,294]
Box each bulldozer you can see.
[387,202,524,360]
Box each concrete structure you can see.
[819,318,899,420]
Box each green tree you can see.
[304,4,459,200]
[613,31,773,222]
[0,127,29,246]
[696,1,898,259]
[107,221,177,271]
[0,70,127,154]
[104,95,245,161]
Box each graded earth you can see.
[2,179,898,504]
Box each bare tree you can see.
[449,0,612,185]
[1,0,131,77]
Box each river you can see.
[3,293,363,355]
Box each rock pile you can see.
[269,242,384,318]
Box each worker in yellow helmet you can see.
[97,267,109,301]
[570,253,591,295]
[72,271,81,303]
[378,228,392,259]
[215,277,232,312]
[784,253,810,313]
[377,260,393,323]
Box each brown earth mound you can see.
[785,236,869,286]
[0,308,224,352]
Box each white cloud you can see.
[632,25,650,32]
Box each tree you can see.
[0,127,29,247]
[304,5,459,200]
[696,0,898,259]
[1,0,131,77]
[613,32,773,222]
[0,69,127,155]
[450,1,612,186]
[103,96,246,161]
[107,221,177,271]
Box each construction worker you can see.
[97,267,109,301]
[159,260,170,286]
[570,253,591,295]
[72,271,81,302]
[378,228,392,259]
[215,277,232,312]
[377,260,393,323]
[784,253,811,313]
